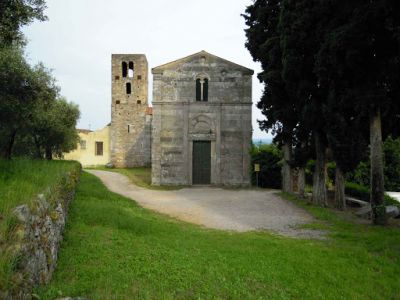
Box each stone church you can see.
[110,51,253,186]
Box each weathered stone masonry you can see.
[111,54,151,168]
[151,51,253,186]
[110,51,253,186]
[0,165,81,299]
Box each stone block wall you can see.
[110,54,151,167]
[151,51,253,186]
[0,165,81,299]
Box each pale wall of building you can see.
[63,125,111,167]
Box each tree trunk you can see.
[370,107,386,225]
[1,130,17,160]
[45,146,52,160]
[298,167,306,198]
[282,141,293,194]
[312,132,328,206]
[334,166,346,210]
[33,136,42,159]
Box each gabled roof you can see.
[152,50,254,75]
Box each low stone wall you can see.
[1,166,81,299]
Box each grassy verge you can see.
[36,172,400,299]
[0,159,80,293]
[0,159,80,239]
[86,166,184,190]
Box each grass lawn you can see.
[36,171,400,299]
[87,166,184,190]
[0,159,80,292]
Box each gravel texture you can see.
[86,170,325,238]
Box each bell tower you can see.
[110,54,150,167]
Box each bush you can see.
[304,160,336,188]
[305,159,315,185]
[383,136,400,191]
[347,161,370,187]
[345,182,370,202]
[345,182,398,205]
[250,143,282,188]
[347,136,400,191]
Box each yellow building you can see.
[64,125,111,167]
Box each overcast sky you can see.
[23,0,271,140]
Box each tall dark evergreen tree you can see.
[243,0,400,224]
[243,0,298,193]
[278,0,330,206]
[314,1,370,210]
[315,0,400,222]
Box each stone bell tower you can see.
[110,54,151,167]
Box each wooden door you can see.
[192,141,211,185]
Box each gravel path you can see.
[86,170,324,238]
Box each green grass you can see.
[0,159,80,292]
[87,166,184,190]
[36,172,400,299]
[0,159,80,238]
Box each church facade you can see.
[110,51,253,186]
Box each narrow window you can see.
[122,62,127,77]
[126,82,131,94]
[95,142,103,156]
[196,79,201,101]
[80,140,86,150]
[203,78,208,101]
[128,124,130,133]
[128,61,134,78]
[196,78,209,101]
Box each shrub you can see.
[383,136,400,191]
[250,143,282,188]
[345,182,370,202]
[305,159,315,185]
[347,136,400,192]
[345,182,398,205]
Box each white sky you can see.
[23,0,272,139]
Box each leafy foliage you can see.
[0,0,47,46]
[250,143,282,188]
[345,182,398,206]
[243,0,400,218]
[348,137,400,191]
[383,136,400,191]
[0,0,79,159]
[0,50,80,159]
[30,97,80,159]
[0,47,39,158]
[243,0,296,140]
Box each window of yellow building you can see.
[95,142,103,156]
